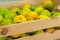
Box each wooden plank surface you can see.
[0,17,60,37]
[16,30,60,40]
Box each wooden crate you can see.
[0,0,60,40]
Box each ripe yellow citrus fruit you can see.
[43,0,53,11]
[23,3,31,8]
[14,15,27,23]
[11,34,20,38]
[12,7,19,13]
[0,15,3,22]
[26,11,38,20]
[37,15,49,19]
[46,28,55,33]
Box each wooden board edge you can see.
[0,17,60,37]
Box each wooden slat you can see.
[0,17,60,37]
[16,30,60,40]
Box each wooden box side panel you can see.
[0,17,60,37]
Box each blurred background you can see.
[0,0,20,4]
